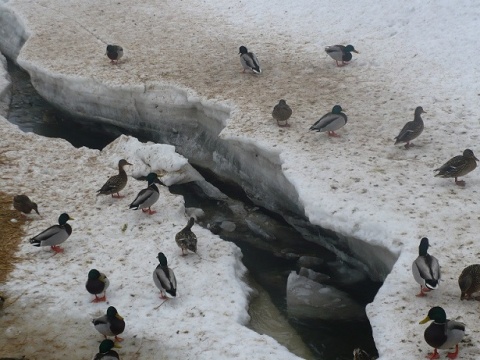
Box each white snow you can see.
[1,0,480,359]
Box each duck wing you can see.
[434,155,465,176]
[129,186,159,209]
[310,113,347,132]
[29,224,70,247]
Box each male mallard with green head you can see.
[29,213,73,254]
[394,106,425,149]
[86,269,110,303]
[458,264,480,300]
[153,252,177,299]
[93,339,120,360]
[93,306,125,343]
[412,237,441,297]
[434,149,478,186]
[239,46,261,74]
[175,217,198,256]
[419,306,465,359]
[13,194,39,216]
[97,159,132,198]
[129,173,163,215]
[325,44,359,66]
[309,105,347,137]
[106,45,123,64]
[272,100,293,127]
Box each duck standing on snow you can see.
[458,264,480,300]
[93,306,125,343]
[153,252,177,299]
[239,46,261,74]
[419,306,465,360]
[97,159,132,198]
[13,194,40,217]
[309,105,347,137]
[325,44,359,66]
[175,217,198,256]
[86,269,110,303]
[129,172,163,215]
[272,100,293,127]
[394,106,425,149]
[434,149,478,187]
[29,213,73,254]
[93,339,120,360]
[106,45,123,64]
[412,237,440,297]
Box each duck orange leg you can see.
[328,131,340,137]
[447,345,459,359]
[92,294,107,303]
[51,245,64,254]
[426,348,440,359]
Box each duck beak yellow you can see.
[69,216,75,220]
[116,313,124,320]
[114,342,122,348]
[352,50,359,54]
[419,316,431,324]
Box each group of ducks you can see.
[237,45,479,188]
[12,159,201,359]
[412,237,480,359]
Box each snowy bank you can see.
[1,0,480,359]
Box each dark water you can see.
[4,58,381,360]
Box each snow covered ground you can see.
[1,0,480,359]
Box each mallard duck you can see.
[175,217,198,256]
[309,105,347,137]
[13,194,39,216]
[106,45,123,64]
[86,269,110,303]
[129,173,163,215]
[29,213,73,254]
[97,159,132,198]
[239,46,261,74]
[272,100,293,127]
[325,44,359,66]
[394,106,426,149]
[92,306,125,343]
[353,348,376,360]
[153,252,177,299]
[434,149,478,186]
[458,264,480,300]
[419,306,465,359]
[412,237,441,297]
[93,339,120,360]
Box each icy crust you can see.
[0,52,10,117]
[0,117,301,360]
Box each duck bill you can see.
[116,313,124,320]
[419,316,431,324]
[352,50,359,54]
[113,342,122,348]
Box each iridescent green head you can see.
[157,252,168,266]
[331,105,343,114]
[345,45,358,53]
[58,213,73,225]
[88,269,101,280]
[99,339,116,353]
[419,306,447,324]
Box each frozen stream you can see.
[5,58,381,360]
